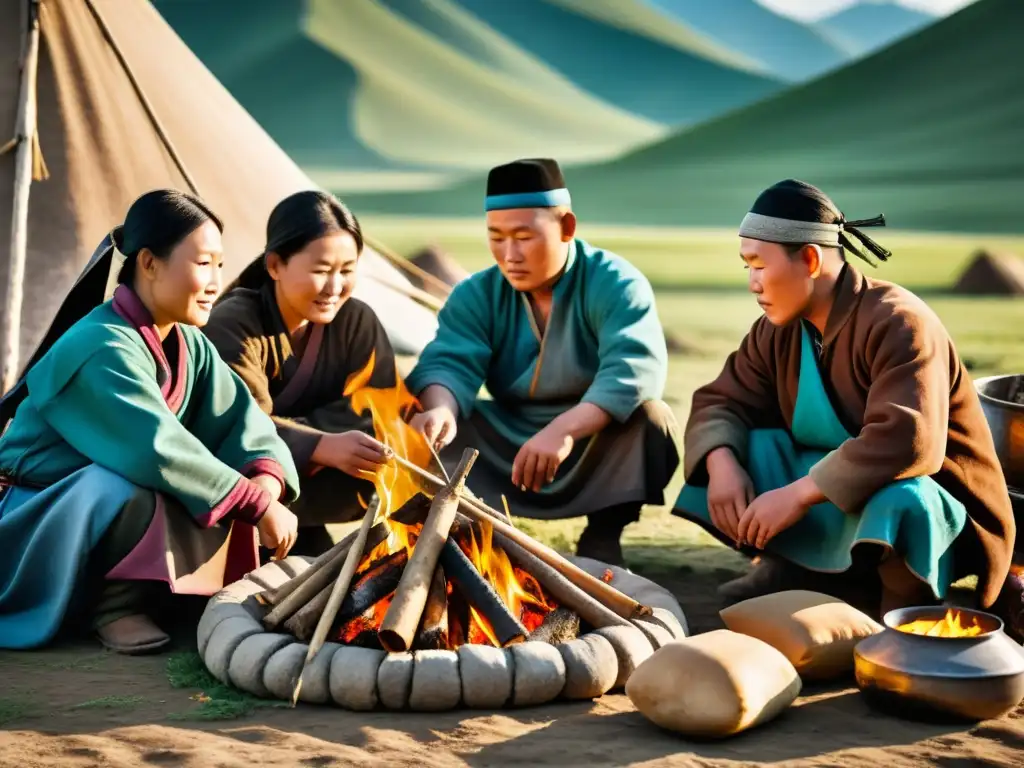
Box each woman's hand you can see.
[409,406,457,451]
[312,430,392,479]
[257,500,298,560]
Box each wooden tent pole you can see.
[2,1,41,394]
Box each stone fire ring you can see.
[196,555,688,711]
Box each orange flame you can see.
[896,608,985,637]
[460,521,555,645]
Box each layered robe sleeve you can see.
[683,317,783,483]
[28,331,277,527]
[182,328,301,501]
[205,299,397,473]
[580,258,668,422]
[405,278,493,418]
[808,307,952,514]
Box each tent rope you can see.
[82,0,448,311]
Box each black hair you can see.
[114,189,222,286]
[235,190,364,291]
[752,179,891,266]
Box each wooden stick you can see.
[262,522,389,628]
[2,2,40,394]
[285,549,408,641]
[439,537,527,647]
[363,233,454,298]
[391,455,650,620]
[414,565,450,650]
[291,495,381,706]
[492,528,631,631]
[259,530,358,608]
[378,448,478,652]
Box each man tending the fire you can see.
[405,158,681,567]
[673,179,1021,636]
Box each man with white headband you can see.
[674,179,1018,631]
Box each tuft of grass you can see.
[165,651,287,722]
[67,694,143,711]
[0,697,38,726]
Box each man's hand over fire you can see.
[512,426,574,493]
[409,406,457,452]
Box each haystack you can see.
[952,250,1024,296]
[408,245,470,297]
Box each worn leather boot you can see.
[575,503,642,567]
[716,554,813,606]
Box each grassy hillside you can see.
[644,0,848,81]
[349,0,1024,234]
[448,0,781,124]
[816,1,937,57]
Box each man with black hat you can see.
[406,158,679,565]
[673,179,1019,632]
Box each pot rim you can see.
[974,374,1024,412]
[882,605,1005,640]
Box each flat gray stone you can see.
[377,652,415,711]
[458,645,513,709]
[214,577,266,605]
[197,602,253,656]
[408,650,461,712]
[594,624,654,689]
[632,617,674,650]
[509,641,566,707]
[329,647,385,711]
[263,643,308,701]
[648,606,688,640]
[569,556,688,630]
[204,615,264,684]
[558,634,618,700]
[228,633,294,697]
[244,561,290,591]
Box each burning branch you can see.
[378,448,479,653]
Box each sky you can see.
[757,0,978,22]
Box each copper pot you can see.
[854,606,1024,722]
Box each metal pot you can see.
[974,374,1024,490]
[854,606,1024,722]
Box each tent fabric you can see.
[0,0,437,375]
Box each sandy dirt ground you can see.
[2,565,1022,767]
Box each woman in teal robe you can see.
[674,180,1015,620]
[0,190,300,653]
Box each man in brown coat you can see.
[673,180,1019,632]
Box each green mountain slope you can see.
[349,0,1024,234]
[446,0,782,124]
[816,2,937,57]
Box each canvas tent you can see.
[0,0,439,393]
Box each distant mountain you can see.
[154,0,787,193]
[643,0,849,81]
[348,0,1024,234]
[433,0,783,125]
[816,1,937,57]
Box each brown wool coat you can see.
[683,264,1015,607]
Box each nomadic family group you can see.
[0,158,1020,654]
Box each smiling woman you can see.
[203,191,398,557]
[0,189,301,655]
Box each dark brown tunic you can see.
[680,264,1015,607]
[203,284,398,526]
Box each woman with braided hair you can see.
[203,190,395,557]
[674,179,1017,630]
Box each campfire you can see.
[251,357,660,704]
[895,608,986,638]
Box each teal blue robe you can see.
[0,286,300,648]
[406,237,679,519]
[676,322,967,599]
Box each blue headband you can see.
[484,187,571,211]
